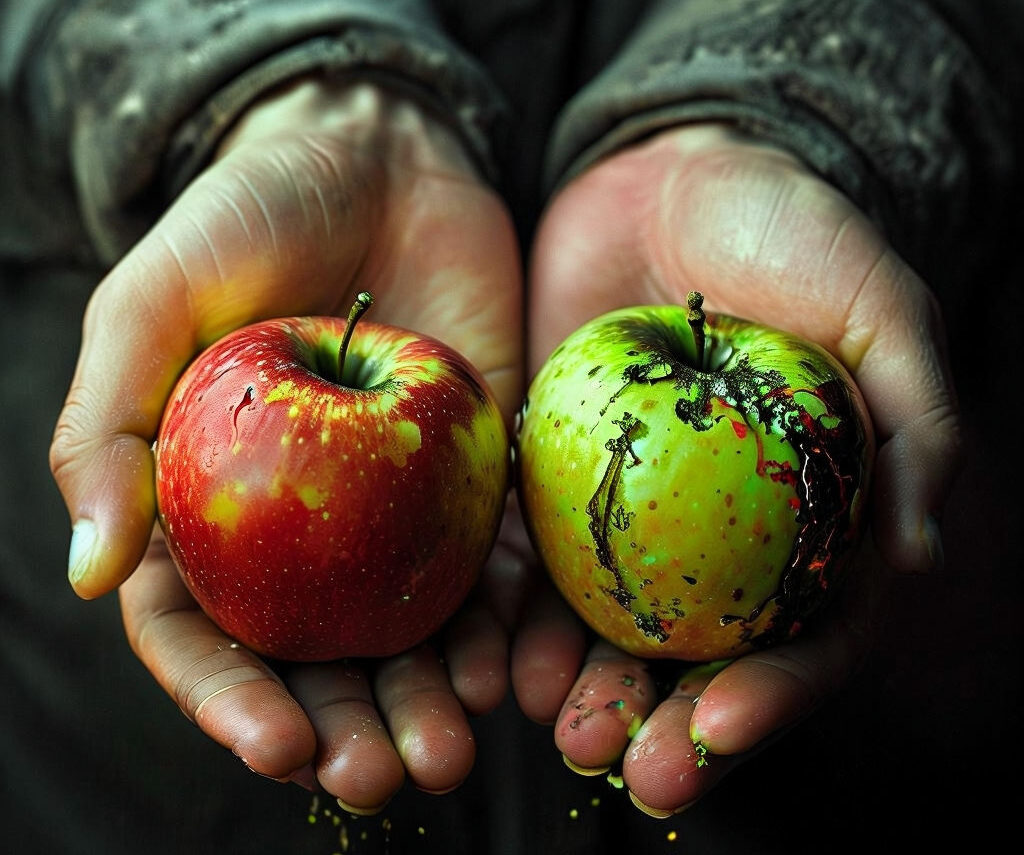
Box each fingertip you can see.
[221,686,318,780]
[56,430,158,598]
[509,592,587,724]
[443,604,510,716]
[628,790,694,819]
[67,512,152,599]
[687,658,815,756]
[872,461,947,575]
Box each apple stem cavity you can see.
[334,291,374,384]
[686,291,707,369]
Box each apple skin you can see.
[154,314,509,662]
[515,304,874,662]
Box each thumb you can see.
[50,140,376,598]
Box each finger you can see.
[474,492,537,632]
[285,663,405,815]
[120,529,316,781]
[442,600,509,716]
[52,142,376,598]
[622,675,739,817]
[553,642,658,775]
[372,645,476,794]
[843,268,961,574]
[689,536,887,758]
[509,583,588,725]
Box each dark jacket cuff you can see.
[543,0,1014,270]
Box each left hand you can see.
[512,122,960,814]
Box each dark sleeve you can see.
[542,0,1021,275]
[0,0,509,266]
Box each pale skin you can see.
[50,81,960,817]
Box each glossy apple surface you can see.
[515,301,874,661]
[155,311,509,661]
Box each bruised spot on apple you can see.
[515,293,874,662]
[155,293,509,662]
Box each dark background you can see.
[2,215,1020,855]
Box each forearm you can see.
[1,0,508,266]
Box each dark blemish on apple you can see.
[682,575,697,585]
[588,366,602,377]
[724,493,733,507]
[236,385,255,413]
[582,338,869,652]
[230,385,256,446]
[586,413,668,637]
[611,506,634,531]
[732,588,743,601]
[648,500,658,510]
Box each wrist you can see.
[217,76,479,179]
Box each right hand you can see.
[49,78,524,812]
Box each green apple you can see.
[515,293,874,661]
[155,292,509,662]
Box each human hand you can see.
[513,123,960,814]
[49,79,523,810]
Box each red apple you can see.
[154,293,510,661]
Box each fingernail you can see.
[416,784,461,796]
[287,764,317,792]
[68,519,98,587]
[628,791,694,818]
[562,754,610,777]
[336,797,389,817]
[922,514,945,575]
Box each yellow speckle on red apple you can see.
[156,296,510,662]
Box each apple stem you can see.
[687,291,706,369]
[336,291,374,382]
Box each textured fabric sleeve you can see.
[4,0,509,265]
[542,0,1019,272]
